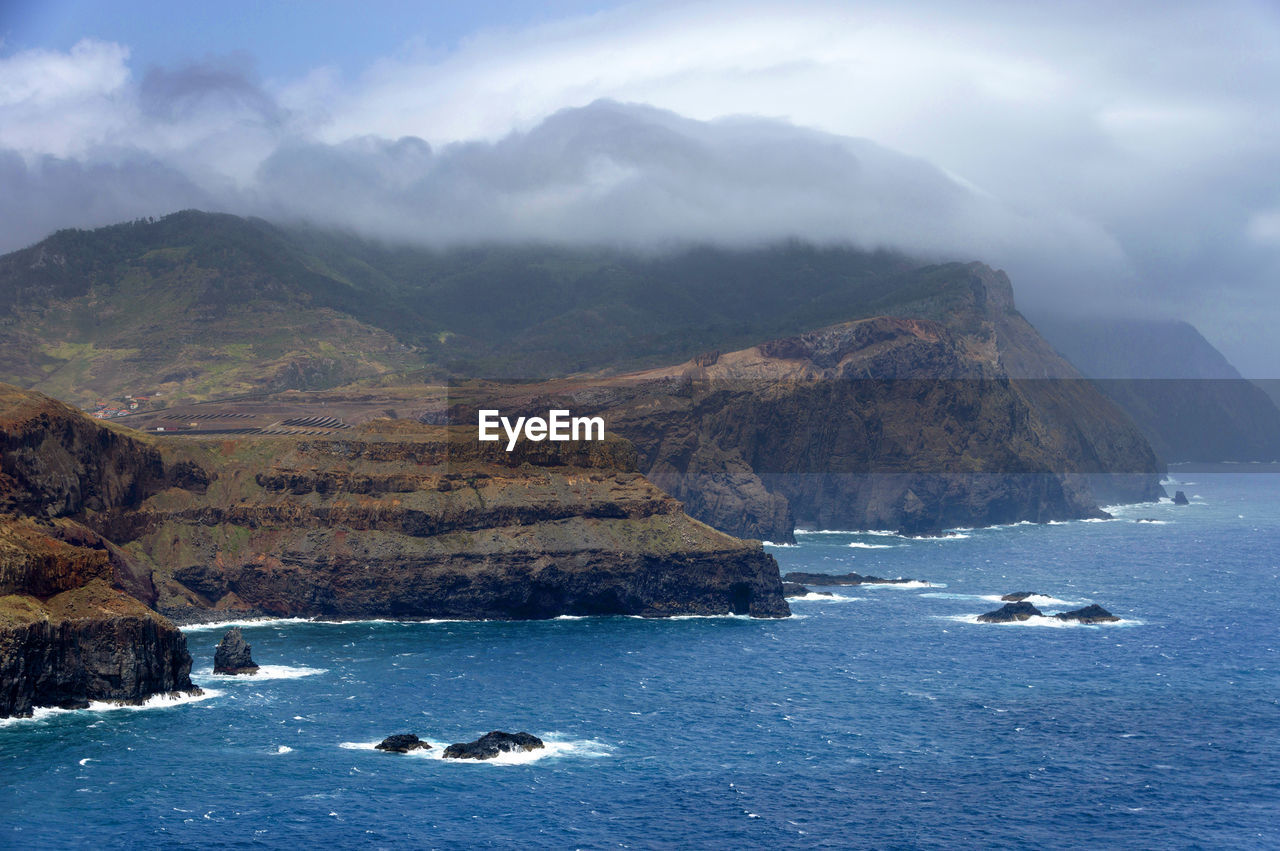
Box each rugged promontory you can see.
[0,383,789,715]
[449,265,1163,540]
[124,420,788,622]
[1,386,198,717]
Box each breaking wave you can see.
[938,614,1141,628]
[339,736,613,765]
[0,689,220,727]
[193,665,328,682]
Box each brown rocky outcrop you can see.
[0,520,196,717]
[0,384,790,714]
[120,422,788,622]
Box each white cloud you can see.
[0,0,1277,371]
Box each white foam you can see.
[339,737,613,765]
[795,529,869,535]
[909,533,970,541]
[787,592,861,602]
[194,665,327,682]
[0,689,219,727]
[761,541,799,548]
[181,617,313,632]
[847,542,895,549]
[182,617,478,633]
[864,580,940,589]
[275,745,293,754]
[977,594,1083,608]
[940,614,1140,629]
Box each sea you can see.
[2,473,1278,848]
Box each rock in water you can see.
[443,731,545,760]
[782,583,830,597]
[977,602,1043,623]
[782,572,916,586]
[213,628,259,674]
[1054,605,1120,624]
[1000,592,1040,602]
[376,734,431,753]
[1173,490,1190,505]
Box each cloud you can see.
[0,1,1277,371]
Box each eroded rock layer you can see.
[120,421,788,622]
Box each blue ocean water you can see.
[3,474,1278,848]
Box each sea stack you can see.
[1054,605,1121,624]
[443,731,545,760]
[1173,491,1190,505]
[213,628,260,675]
[977,601,1043,623]
[376,734,431,753]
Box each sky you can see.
[1,0,1278,374]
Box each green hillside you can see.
[0,210,983,405]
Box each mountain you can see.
[0,209,1000,404]
[1033,317,1280,461]
[0,211,1165,543]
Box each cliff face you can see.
[0,384,789,713]
[0,517,196,718]
[119,422,787,621]
[1032,316,1280,462]
[450,265,1163,539]
[1,387,199,717]
[0,574,195,718]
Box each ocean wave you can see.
[0,689,220,727]
[787,592,861,602]
[761,541,799,548]
[920,592,1082,606]
[181,617,315,632]
[938,614,1141,629]
[275,745,293,754]
[976,594,1084,608]
[907,533,970,541]
[339,737,613,765]
[193,665,328,682]
[847,542,895,549]
[183,617,479,633]
[862,580,941,589]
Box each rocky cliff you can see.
[449,264,1163,539]
[0,383,789,713]
[0,386,200,716]
[118,420,787,622]
[1032,316,1280,461]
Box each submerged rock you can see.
[1173,490,1190,505]
[213,628,259,675]
[375,734,431,753]
[1054,605,1120,624]
[977,601,1043,623]
[443,731,545,760]
[782,571,915,587]
[1000,591,1040,602]
[782,583,830,597]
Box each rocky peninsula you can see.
[0,384,788,716]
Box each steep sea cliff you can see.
[0,384,787,716]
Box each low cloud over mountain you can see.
[1,0,1277,372]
